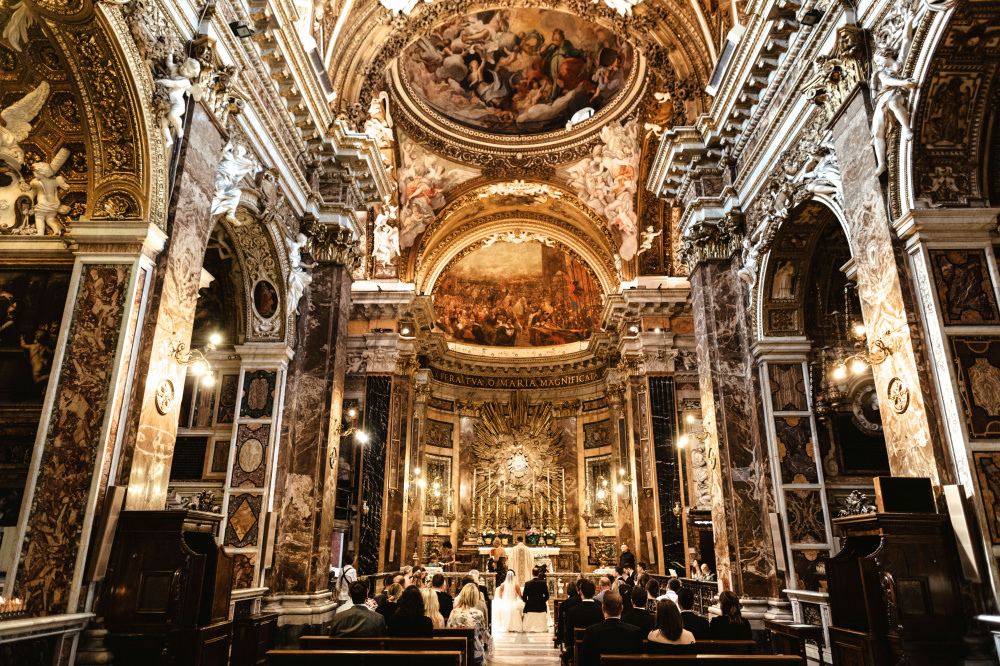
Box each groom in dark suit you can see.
[522,566,550,632]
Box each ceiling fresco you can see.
[400,8,634,136]
[431,240,602,347]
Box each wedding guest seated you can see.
[618,582,634,613]
[621,586,654,634]
[578,591,644,666]
[658,577,681,602]
[373,574,394,607]
[388,586,434,637]
[421,587,446,628]
[648,598,695,646]
[448,583,494,665]
[376,583,403,621]
[558,580,581,647]
[433,573,454,619]
[710,590,752,640]
[593,576,612,603]
[329,581,387,637]
[676,587,710,640]
[645,579,660,612]
[566,579,604,644]
[462,574,490,620]
[701,563,717,581]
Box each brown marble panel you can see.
[583,419,612,449]
[929,249,1000,325]
[972,451,1000,544]
[426,418,454,448]
[769,364,808,412]
[791,549,828,592]
[241,370,277,418]
[16,264,131,615]
[775,417,818,484]
[225,492,262,548]
[216,374,239,424]
[270,262,350,593]
[785,489,826,545]
[831,90,949,488]
[120,105,225,511]
[555,416,579,543]
[951,336,1000,439]
[231,423,269,488]
[429,396,454,411]
[233,551,258,589]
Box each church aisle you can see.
[491,629,562,665]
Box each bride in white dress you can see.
[492,570,524,633]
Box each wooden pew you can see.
[435,626,476,666]
[644,640,756,655]
[601,657,803,665]
[299,637,467,665]
[267,649,462,665]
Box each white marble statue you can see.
[791,138,844,205]
[156,55,203,148]
[870,8,919,175]
[29,147,71,235]
[286,233,313,317]
[372,197,400,267]
[212,141,259,225]
[0,80,50,169]
[636,225,663,256]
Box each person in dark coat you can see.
[522,566,550,632]
[329,581,387,637]
[433,573,454,620]
[677,587,710,640]
[558,580,581,648]
[619,542,636,571]
[388,586,434,637]
[709,590,753,640]
[621,586,655,635]
[578,591,644,666]
[566,578,604,660]
[376,582,402,622]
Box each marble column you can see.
[8,221,163,616]
[690,258,782,600]
[116,104,227,511]
[628,375,659,571]
[827,90,952,490]
[402,376,428,564]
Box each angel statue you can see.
[2,1,34,52]
[372,197,400,267]
[30,147,71,235]
[285,233,313,317]
[155,55,203,148]
[790,138,843,205]
[211,141,259,225]
[870,8,919,175]
[636,225,662,256]
[0,81,50,169]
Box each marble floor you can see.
[491,628,562,664]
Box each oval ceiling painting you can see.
[432,241,602,347]
[402,9,634,135]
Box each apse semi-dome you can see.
[399,8,636,137]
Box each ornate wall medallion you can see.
[155,378,175,414]
[886,377,910,414]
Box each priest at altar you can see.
[510,537,534,585]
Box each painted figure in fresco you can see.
[156,55,203,148]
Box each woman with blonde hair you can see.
[421,587,445,628]
[448,583,494,664]
[376,582,403,622]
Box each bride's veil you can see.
[502,570,518,602]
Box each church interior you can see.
[0,0,999,661]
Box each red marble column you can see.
[266,228,352,641]
[117,104,227,511]
[690,258,783,600]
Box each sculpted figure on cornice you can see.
[870,5,919,175]
[372,194,401,269]
[212,140,260,225]
[801,25,866,123]
[304,219,361,266]
[286,232,313,318]
[154,54,203,148]
[677,212,744,272]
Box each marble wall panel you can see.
[233,551,258,589]
[427,418,454,448]
[583,419,613,449]
[583,397,609,412]
[216,374,239,424]
[241,370,277,418]
[650,376,683,567]
[951,336,1000,439]
[454,416,477,550]
[775,417,818,484]
[120,105,225,511]
[791,549,828,592]
[231,423,269,488]
[929,249,1000,325]
[769,364,808,411]
[830,91,948,488]
[429,396,454,411]
[192,381,216,428]
[972,451,1000,544]
[785,489,826,545]
[359,375,391,574]
[225,492,263,548]
[16,265,131,614]
[585,454,614,528]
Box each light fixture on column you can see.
[404,465,425,505]
[616,466,633,506]
[833,281,893,378]
[333,406,368,442]
[170,332,222,386]
[678,413,710,448]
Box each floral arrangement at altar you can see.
[525,528,541,546]
[499,526,513,545]
[544,527,558,545]
[482,527,496,543]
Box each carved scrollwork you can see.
[801,25,867,123]
[304,219,360,266]
[677,211,745,272]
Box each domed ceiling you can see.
[431,240,602,348]
[400,8,635,136]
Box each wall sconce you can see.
[404,466,425,504]
[333,406,368,442]
[833,323,893,378]
[678,413,710,448]
[170,332,221,386]
[616,466,633,506]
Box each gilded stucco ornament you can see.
[800,25,866,123]
[678,212,744,272]
[304,220,360,266]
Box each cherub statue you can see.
[870,9,919,175]
[372,196,400,267]
[156,55,203,148]
[212,141,259,225]
[30,147,71,235]
[790,138,843,204]
[636,225,662,256]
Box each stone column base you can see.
[263,591,340,647]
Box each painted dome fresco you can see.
[400,8,635,136]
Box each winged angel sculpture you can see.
[0,81,52,232]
